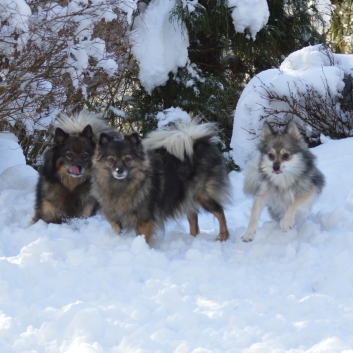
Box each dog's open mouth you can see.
[272,170,283,174]
[67,166,83,178]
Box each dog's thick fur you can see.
[54,110,121,141]
[242,120,325,242]
[92,120,231,244]
[33,110,120,224]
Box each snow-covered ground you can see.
[1,129,353,352]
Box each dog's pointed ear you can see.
[285,120,302,141]
[124,132,141,147]
[99,133,113,147]
[261,121,275,141]
[54,128,69,145]
[80,124,94,140]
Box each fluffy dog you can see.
[92,120,231,244]
[242,120,325,242]
[33,110,120,224]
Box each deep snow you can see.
[1,129,353,352]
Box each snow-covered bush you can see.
[0,0,137,165]
[231,45,353,169]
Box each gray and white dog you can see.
[242,120,325,242]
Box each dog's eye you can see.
[124,156,132,163]
[108,157,115,164]
[66,152,73,159]
[282,153,290,160]
[268,153,275,161]
[82,153,89,161]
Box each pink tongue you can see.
[272,170,282,174]
[70,166,80,175]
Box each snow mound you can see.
[0,132,26,174]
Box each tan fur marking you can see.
[213,210,229,241]
[104,213,122,234]
[187,213,200,237]
[195,193,229,241]
[56,160,88,192]
[137,220,154,244]
[280,149,291,161]
[269,148,276,156]
[41,200,63,223]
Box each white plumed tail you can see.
[142,119,219,161]
[55,110,119,140]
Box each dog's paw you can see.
[110,222,122,234]
[242,232,254,243]
[280,217,294,232]
[216,232,229,242]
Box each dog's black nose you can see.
[273,162,280,171]
[116,167,124,175]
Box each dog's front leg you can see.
[213,210,229,242]
[137,220,154,244]
[82,197,98,218]
[280,189,316,231]
[104,213,122,234]
[242,193,268,242]
[187,212,200,237]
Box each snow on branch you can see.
[0,0,138,165]
[228,0,269,40]
[0,0,137,132]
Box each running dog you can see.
[242,120,325,242]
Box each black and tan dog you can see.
[33,111,120,224]
[92,119,231,244]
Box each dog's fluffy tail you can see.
[143,119,219,161]
[55,110,120,141]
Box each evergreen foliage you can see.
[112,0,328,170]
[329,0,353,53]
[229,0,327,75]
